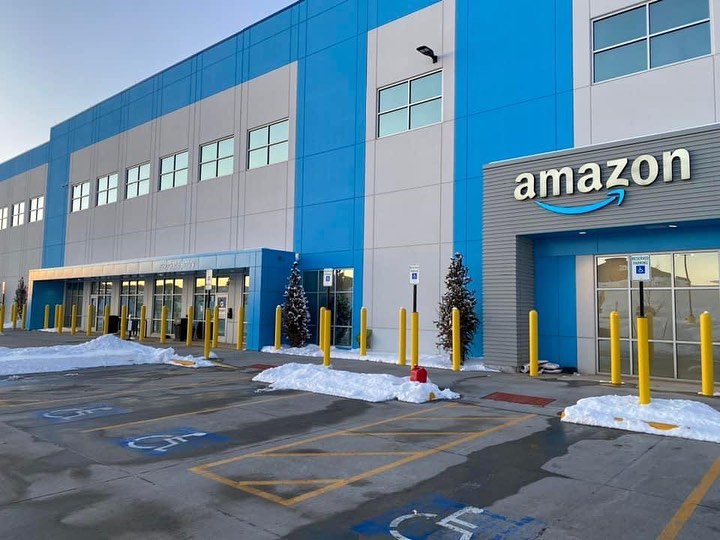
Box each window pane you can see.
[631,289,673,340]
[127,183,138,199]
[249,148,268,169]
[138,179,150,196]
[674,252,719,287]
[597,257,629,288]
[378,108,408,137]
[217,156,233,177]
[650,0,709,34]
[218,137,234,158]
[175,169,188,186]
[160,173,174,190]
[98,192,107,206]
[650,22,710,68]
[82,182,89,196]
[108,189,117,204]
[161,157,174,173]
[593,6,646,50]
[379,82,408,113]
[176,151,188,170]
[139,163,150,179]
[269,142,288,165]
[249,127,268,150]
[598,339,632,375]
[269,121,289,144]
[594,40,647,82]
[200,162,216,181]
[677,344,720,380]
[128,167,139,183]
[98,177,108,191]
[109,174,118,188]
[201,143,217,163]
[410,98,441,129]
[646,254,673,287]
[675,289,720,341]
[631,340,675,378]
[410,72,442,103]
[598,290,630,338]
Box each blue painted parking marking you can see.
[38,404,129,423]
[352,495,545,539]
[120,427,229,456]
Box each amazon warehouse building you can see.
[1,0,720,380]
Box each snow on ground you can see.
[562,394,720,443]
[253,362,460,404]
[261,344,497,372]
[0,335,214,376]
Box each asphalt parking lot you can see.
[0,333,719,539]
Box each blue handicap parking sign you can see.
[636,265,646,274]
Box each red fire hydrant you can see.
[410,366,428,383]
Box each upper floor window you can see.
[0,207,8,230]
[378,70,442,138]
[12,201,25,227]
[593,0,711,83]
[71,181,90,212]
[29,196,44,222]
[248,120,289,170]
[200,137,234,181]
[97,173,118,206]
[127,162,150,199]
[160,151,189,191]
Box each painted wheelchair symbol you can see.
[42,406,113,421]
[126,432,208,453]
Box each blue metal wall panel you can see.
[0,143,49,182]
[535,254,577,367]
[28,281,64,330]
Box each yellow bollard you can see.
[700,311,714,397]
[0,304,4,334]
[452,307,461,371]
[610,311,621,385]
[411,312,419,368]
[360,306,367,356]
[57,305,63,333]
[529,310,539,377]
[103,304,110,335]
[139,305,147,342]
[44,304,50,329]
[319,307,326,347]
[186,305,194,347]
[21,304,27,331]
[213,304,220,348]
[323,309,331,367]
[203,307,211,359]
[160,305,168,344]
[236,306,245,350]
[637,317,651,405]
[398,307,407,366]
[86,304,94,336]
[120,305,128,340]
[274,305,282,350]
[11,303,17,330]
[71,305,77,335]
[59,304,65,334]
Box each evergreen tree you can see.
[282,259,311,347]
[14,277,27,318]
[435,253,479,363]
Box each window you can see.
[126,163,150,199]
[64,282,84,328]
[378,71,442,137]
[153,278,183,333]
[593,0,711,83]
[193,276,230,337]
[11,202,25,226]
[200,137,234,181]
[248,120,289,170]
[29,196,44,222]
[0,207,8,230]
[160,151,189,191]
[121,280,145,319]
[303,268,354,347]
[90,280,112,331]
[71,181,90,212]
[97,173,118,206]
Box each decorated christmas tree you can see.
[435,253,479,363]
[282,259,311,347]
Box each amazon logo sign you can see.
[513,148,690,215]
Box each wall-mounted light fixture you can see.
[416,45,438,63]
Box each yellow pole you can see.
[44,304,50,329]
[11,303,17,330]
[160,305,168,344]
[139,305,147,342]
[56,305,63,333]
[452,307,461,371]
[398,307,407,366]
[21,304,27,331]
[0,304,4,334]
[236,306,245,350]
[120,305,128,340]
[700,311,714,397]
[529,310,539,377]
[411,312,419,368]
[360,306,367,356]
[71,304,77,335]
[86,304,94,336]
[319,306,326,346]
[637,316,651,405]
[212,304,220,348]
[103,304,110,335]
[323,309,331,367]
[610,311,621,385]
[274,305,282,350]
[59,304,65,334]
[203,307,211,358]
[186,305,194,347]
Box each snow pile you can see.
[0,335,214,376]
[562,395,720,443]
[261,344,497,372]
[253,362,460,404]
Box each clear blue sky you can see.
[0,0,296,164]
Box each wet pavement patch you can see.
[483,392,555,407]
